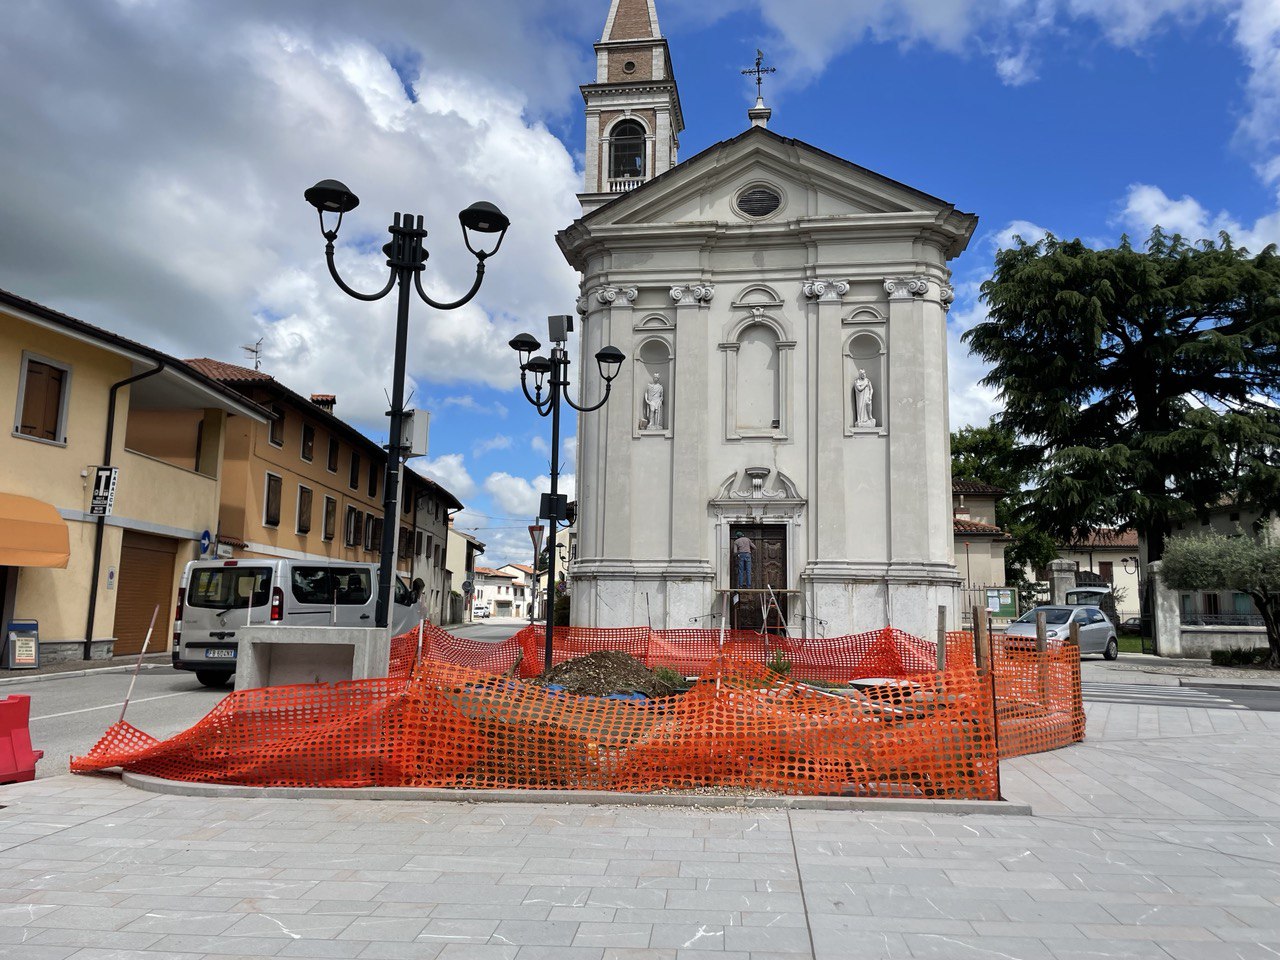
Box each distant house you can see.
[444,524,484,624]
[1165,504,1279,622]
[951,480,1010,591]
[473,566,517,617]
[497,563,535,620]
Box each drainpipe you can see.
[83,361,165,660]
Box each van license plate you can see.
[204,649,236,659]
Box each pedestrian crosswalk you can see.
[1082,681,1245,709]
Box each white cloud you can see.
[472,434,514,458]
[441,396,510,418]
[483,471,575,517]
[530,435,550,456]
[410,453,476,500]
[0,1,584,428]
[1118,183,1280,249]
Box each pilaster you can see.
[595,285,637,559]
[802,278,849,561]
[669,282,713,561]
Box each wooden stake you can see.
[119,605,160,724]
[973,606,990,675]
[936,604,947,673]
[1035,611,1048,652]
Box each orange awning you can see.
[0,493,70,568]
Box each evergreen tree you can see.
[965,229,1280,561]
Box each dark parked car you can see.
[1119,617,1142,635]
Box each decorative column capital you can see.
[670,283,715,304]
[884,276,929,300]
[802,278,848,301]
[939,284,955,311]
[575,293,589,316]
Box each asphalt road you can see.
[24,665,231,779]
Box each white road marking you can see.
[31,691,191,720]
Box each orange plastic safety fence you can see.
[69,622,1081,795]
[72,653,1000,798]
[510,625,939,682]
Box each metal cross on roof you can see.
[741,49,776,97]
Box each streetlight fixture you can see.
[1121,556,1139,576]
[510,314,624,671]
[305,179,509,628]
[528,523,544,625]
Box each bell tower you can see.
[579,0,683,213]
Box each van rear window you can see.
[290,567,372,605]
[188,567,271,609]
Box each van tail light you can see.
[270,586,284,622]
[173,587,185,644]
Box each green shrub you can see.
[652,666,686,690]
[766,649,791,677]
[1211,646,1271,666]
[553,594,571,626]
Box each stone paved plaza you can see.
[4,679,1280,959]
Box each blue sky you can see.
[1,0,1277,566]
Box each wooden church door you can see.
[729,524,787,632]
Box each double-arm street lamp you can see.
[305,179,509,629]
[510,315,624,671]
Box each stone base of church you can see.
[570,559,961,640]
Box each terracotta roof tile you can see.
[185,357,274,382]
[954,518,1005,535]
[952,479,1008,496]
[1066,528,1139,549]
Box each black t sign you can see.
[90,465,119,517]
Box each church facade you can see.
[557,0,978,639]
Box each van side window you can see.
[333,568,372,604]
[292,567,332,605]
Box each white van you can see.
[172,558,425,687]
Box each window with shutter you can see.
[323,496,337,541]
[296,486,313,534]
[264,474,282,527]
[16,356,70,442]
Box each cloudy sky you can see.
[2,0,1277,565]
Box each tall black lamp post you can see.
[510,315,623,671]
[305,179,509,628]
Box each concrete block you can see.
[234,626,391,688]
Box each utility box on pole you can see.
[403,409,430,458]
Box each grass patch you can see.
[1117,636,1144,654]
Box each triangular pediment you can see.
[578,127,966,229]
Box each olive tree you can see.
[1160,532,1280,667]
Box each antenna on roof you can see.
[240,337,264,370]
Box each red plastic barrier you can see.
[0,694,43,784]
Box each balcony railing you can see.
[608,177,644,193]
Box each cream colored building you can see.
[951,480,1009,592]
[558,0,977,638]
[0,290,267,662]
[184,360,460,611]
[444,524,484,624]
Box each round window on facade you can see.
[623,60,637,74]
[736,185,782,218]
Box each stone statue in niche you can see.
[643,373,665,430]
[853,369,875,427]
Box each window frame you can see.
[344,505,359,546]
[322,495,337,541]
[268,405,285,447]
[349,451,361,490]
[608,119,646,180]
[263,472,283,528]
[300,423,315,462]
[327,436,339,473]
[368,461,378,498]
[13,351,72,446]
[296,484,313,535]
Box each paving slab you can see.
[5,693,1280,957]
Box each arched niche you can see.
[845,330,886,435]
[635,336,672,436]
[720,314,794,441]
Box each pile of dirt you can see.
[533,650,677,698]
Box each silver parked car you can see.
[1003,605,1119,660]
